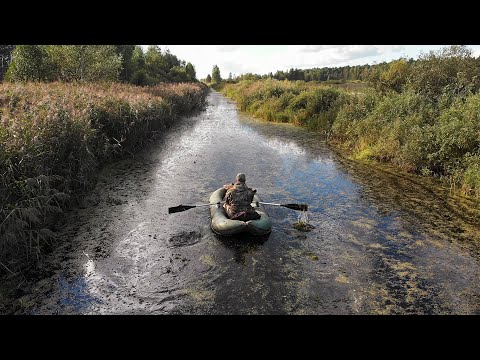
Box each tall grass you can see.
[222,79,348,133]
[221,79,480,200]
[0,82,208,270]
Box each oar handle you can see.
[258,202,308,211]
[195,201,225,207]
[168,201,226,214]
[257,202,281,206]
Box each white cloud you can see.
[391,45,405,52]
[284,45,382,69]
[338,45,382,60]
[296,45,402,62]
[300,45,338,53]
[216,45,241,52]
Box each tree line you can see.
[223,51,480,89]
[0,45,197,84]
[225,62,393,83]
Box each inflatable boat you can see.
[209,187,272,236]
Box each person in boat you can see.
[223,173,261,221]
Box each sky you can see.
[142,45,480,80]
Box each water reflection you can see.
[216,233,270,264]
[57,275,102,312]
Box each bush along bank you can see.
[221,79,348,133]
[0,82,209,271]
[220,78,480,201]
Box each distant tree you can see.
[116,45,135,82]
[185,62,196,81]
[130,46,148,85]
[228,72,232,80]
[237,73,261,81]
[163,48,181,70]
[44,45,122,82]
[131,46,146,71]
[274,70,287,80]
[168,66,190,82]
[206,74,211,83]
[130,69,148,86]
[212,65,221,83]
[0,45,15,81]
[5,45,55,82]
[145,45,168,83]
[143,45,192,83]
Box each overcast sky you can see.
[142,45,480,80]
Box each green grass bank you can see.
[219,79,480,200]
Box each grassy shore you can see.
[0,82,209,271]
[220,79,480,200]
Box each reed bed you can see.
[0,82,208,270]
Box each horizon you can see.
[142,45,480,80]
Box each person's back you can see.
[223,173,260,221]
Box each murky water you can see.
[4,91,480,314]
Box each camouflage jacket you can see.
[223,182,256,214]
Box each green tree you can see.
[5,45,55,82]
[206,74,211,83]
[185,62,196,81]
[407,45,480,102]
[82,46,122,81]
[0,45,15,81]
[144,46,190,83]
[131,46,146,71]
[130,46,148,85]
[212,65,221,83]
[116,45,135,82]
[44,45,121,82]
[377,59,410,93]
[145,45,168,83]
[163,48,181,70]
[169,66,189,82]
[131,69,148,86]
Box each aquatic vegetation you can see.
[293,209,315,231]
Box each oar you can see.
[168,202,224,214]
[169,201,308,214]
[257,202,308,211]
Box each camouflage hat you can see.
[236,173,246,182]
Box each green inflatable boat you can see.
[209,187,273,236]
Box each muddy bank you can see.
[1,91,479,314]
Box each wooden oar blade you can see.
[283,203,308,211]
[168,205,196,214]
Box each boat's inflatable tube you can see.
[209,187,272,236]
